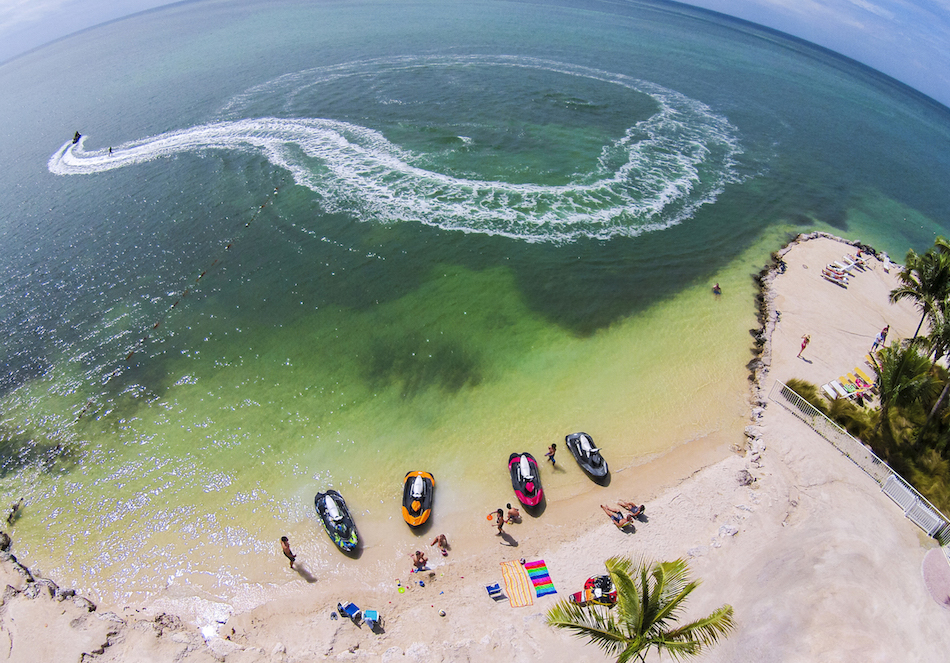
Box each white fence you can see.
[769,380,950,546]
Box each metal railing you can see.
[769,380,950,548]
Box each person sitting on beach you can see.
[410,549,428,572]
[430,533,449,556]
[617,501,645,518]
[506,503,521,523]
[601,504,634,529]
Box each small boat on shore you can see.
[509,452,543,507]
[401,470,435,527]
[565,432,608,479]
[314,489,359,553]
[569,574,617,606]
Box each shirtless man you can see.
[280,536,296,568]
[506,503,521,523]
[617,501,645,518]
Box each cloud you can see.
[845,0,895,20]
[0,0,71,33]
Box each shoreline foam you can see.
[3,232,950,662]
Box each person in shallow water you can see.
[410,549,428,571]
[280,536,296,568]
[430,533,448,556]
[545,443,556,465]
[713,282,722,295]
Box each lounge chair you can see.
[821,383,838,400]
[363,609,382,631]
[830,380,850,399]
[856,367,873,383]
[337,602,361,622]
[833,260,856,273]
[486,583,507,601]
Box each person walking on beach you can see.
[545,443,556,465]
[280,536,296,568]
[871,325,889,351]
[798,334,811,358]
[506,503,521,523]
[493,508,505,535]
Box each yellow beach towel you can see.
[500,560,534,607]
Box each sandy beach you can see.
[2,233,949,662]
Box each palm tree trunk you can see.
[916,378,950,447]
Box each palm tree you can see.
[875,341,935,440]
[546,556,735,662]
[889,246,950,341]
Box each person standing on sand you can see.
[545,443,556,465]
[798,334,811,358]
[280,536,296,568]
[494,508,505,534]
[871,324,889,351]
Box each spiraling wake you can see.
[48,56,742,242]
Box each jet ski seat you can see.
[579,435,599,454]
[326,497,343,521]
[411,476,424,498]
[519,455,534,480]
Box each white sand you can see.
[2,233,949,662]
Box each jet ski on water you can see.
[565,432,608,479]
[509,452,543,507]
[402,470,435,527]
[314,489,359,553]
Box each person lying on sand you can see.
[601,504,634,529]
[430,533,449,556]
[617,501,645,517]
[410,550,428,572]
[506,503,521,523]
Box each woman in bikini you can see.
[600,504,633,528]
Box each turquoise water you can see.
[2,0,950,619]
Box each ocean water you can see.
[2,0,950,620]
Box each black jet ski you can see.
[314,489,359,553]
[565,432,608,478]
[402,470,435,527]
[72,131,81,144]
[509,452,543,507]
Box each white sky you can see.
[1,0,948,107]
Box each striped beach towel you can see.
[524,559,557,598]
[500,560,534,607]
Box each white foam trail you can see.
[49,56,743,243]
